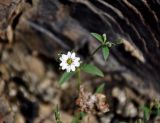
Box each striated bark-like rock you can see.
[13,0,160,96]
[0,0,24,41]
[1,0,160,95]
[0,0,160,122]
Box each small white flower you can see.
[59,51,81,72]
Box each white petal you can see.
[71,65,76,71]
[73,57,80,63]
[60,62,63,66]
[60,61,65,66]
[61,54,68,60]
[62,63,68,70]
[71,52,76,59]
[74,58,80,63]
[76,57,80,61]
[66,67,71,72]
[60,61,67,66]
[67,52,72,57]
[74,61,80,67]
[60,57,63,61]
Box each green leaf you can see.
[54,105,63,123]
[91,33,104,43]
[81,64,104,77]
[102,34,107,42]
[95,83,105,93]
[140,105,150,122]
[71,112,85,123]
[102,46,109,61]
[59,72,75,85]
[143,107,150,122]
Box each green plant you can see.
[71,112,86,123]
[135,99,160,123]
[54,105,63,123]
[54,33,121,123]
[58,33,121,86]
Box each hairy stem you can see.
[77,68,81,89]
[86,45,102,63]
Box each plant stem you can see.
[54,105,63,123]
[77,45,102,89]
[91,45,103,56]
[86,45,103,63]
[77,68,81,89]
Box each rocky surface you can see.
[0,0,160,123]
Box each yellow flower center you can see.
[67,58,73,65]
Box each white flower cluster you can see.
[59,51,80,72]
